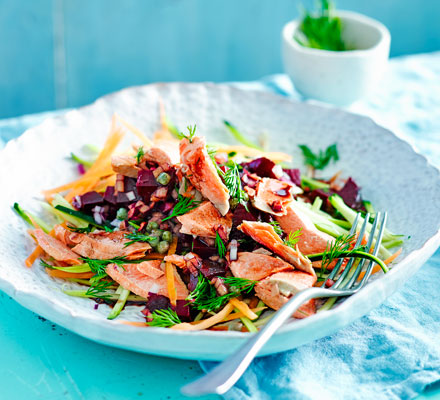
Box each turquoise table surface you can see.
[1,54,440,398]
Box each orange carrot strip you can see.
[384,247,402,265]
[208,326,229,331]
[115,114,154,148]
[25,246,43,267]
[165,237,178,306]
[221,307,267,323]
[171,302,235,331]
[358,248,402,281]
[45,268,94,279]
[229,298,258,320]
[118,321,148,327]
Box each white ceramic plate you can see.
[1,83,439,361]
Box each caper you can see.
[146,221,159,232]
[157,240,170,254]
[162,230,173,243]
[157,172,171,186]
[150,228,164,238]
[116,208,128,220]
[148,237,160,249]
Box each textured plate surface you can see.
[0,83,439,360]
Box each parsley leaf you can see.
[298,143,339,170]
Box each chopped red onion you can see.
[93,212,103,225]
[77,164,86,175]
[125,191,136,201]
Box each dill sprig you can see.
[269,221,283,236]
[186,274,257,312]
[162,193,201,221]
[85,277,114,300]
[135,146,145,164]
[146,308,182,327]
[298,143,339,170]
[123,232,157,247]
[215,231,226,259]
[284,229,302,248]
[223,162,248,209]
[320,234,355,276]
[66,224,93,233]
[179,124,197,143]
[40,259,54,269]
[79,256,141,276]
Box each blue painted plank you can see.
[0,0,55,118]
[0,290,219,400]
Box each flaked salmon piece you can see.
[251,178,296,216]
[255,271,317,319]
[111,155,140,178]
[180,136,230,216]
[64,230,151,260]
[177,201,233,238]
[238,221,315,276]
[106,261,189,300]
[137,261,165,279]
[238,221,314,275]
[164,252,202,275]
[141,140,180,169]
[276,205,335,269]
[229,252,294,281]
[33,229,81,265]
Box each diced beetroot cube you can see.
[136,169,159,201]
[337,177,362,210]
[282,168,302,187]
[200,260,227,280]
[73,191,104,212]
[242,157,277,179]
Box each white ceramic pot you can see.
[282,11,391,105]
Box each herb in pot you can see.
[295,0,348,51]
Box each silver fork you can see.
[181,212,387,397]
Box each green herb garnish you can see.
[162,194,201,221]
[86,277,114,300]
[146,308,182,327]
[298,143,339,171]
[269,221,283,236]
[123,232,157,247]
[319,234,355,274]
[179,124,197,143]
[135,146,145,164]
[66,224,93,233]
[295,0,347,51]
[187,274,257,312]
[284,229,303,248]
[223,162,248,209]
[79,256,140,276]
[215,232,227,259]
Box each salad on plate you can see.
[13,108,403,332]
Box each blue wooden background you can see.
[1,0,439,119]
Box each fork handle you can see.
[181,287,334,397]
